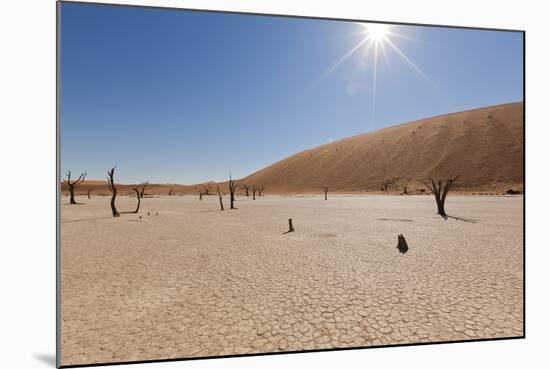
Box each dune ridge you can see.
[241,102,524,193]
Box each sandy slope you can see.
[242,102,524,193]
[60,195,523,365]
[62,102,523,196]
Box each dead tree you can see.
[229,173,238,210]
[216,184,224,211]
[257,185,264,197]
[139,181,148,198]
[419,175,460,218]
[107,167,120,217]
[199,192,203,200]
[323,186,329,200]
[132,181,149,213]
[87,188,91,199]
[252,185,257,200]
[63,171,86,204]
[168,188,173,196]
[242,184,250,197]
[204,184,211,196]
[382,179,394,194]
[402,177,412,195]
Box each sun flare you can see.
[362,23,391,42]
[321,22,432,124]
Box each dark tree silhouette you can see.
[63,171,86,204]
[257,185,264,197]
[216,184,224,211]
[87,188,91,199]
[107,167,120,217]
[199,192,203,200]
[229,173,238,210]
[323,186,329,200]
[252,185,257,200]
[242,184,250,197]
[402,177,413,195]
[132,181,149,214]
[139,182,148,198]
[420,175,460,218]
[382,179,395,194]
[168,188,173,196]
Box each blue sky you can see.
[61,3,523,184]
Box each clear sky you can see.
[60,2,523,184]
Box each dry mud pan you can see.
[60,195,523,365]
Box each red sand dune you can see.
[241,102,524,193]
[63,102,523,195]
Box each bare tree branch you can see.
[420,175,460,218]
[64,170,86,204]
[216,184,224,211]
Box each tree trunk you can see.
[229,173,237,210]
[110,190,119,217]
[217,185,224,211]
[69,186,76,204]
[435,195,446,217]
[133,188,141,213]
[324,189,328,200]
[107,167,119,217]
[87,189,91,199]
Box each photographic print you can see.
[58,1,524,366]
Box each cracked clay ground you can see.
[60,195,523,365]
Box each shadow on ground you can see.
[33,353,56,367]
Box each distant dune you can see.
[241,102,524,193]
[64,102,523,196]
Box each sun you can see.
[321,21,431,124]
[362,23,391,42]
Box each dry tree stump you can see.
[397,234,408,254]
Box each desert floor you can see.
[60,194,523,365]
